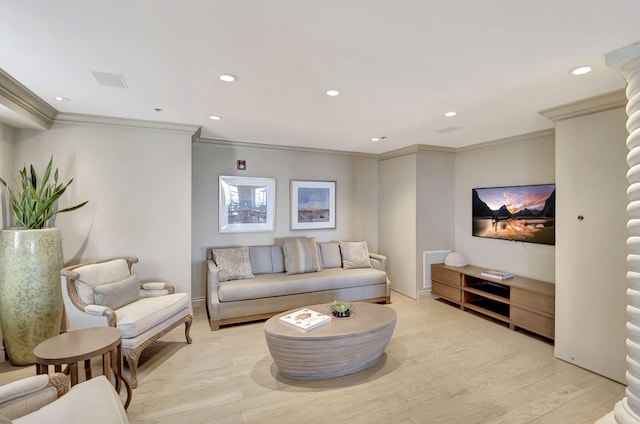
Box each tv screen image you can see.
[472,184,555,245]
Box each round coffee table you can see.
[33,327,132,409]
[264,302,396,380]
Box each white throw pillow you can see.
[93,274,140,310]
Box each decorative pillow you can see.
[93,274,140,310]
[339,241,372,269]
[319,242,342,268]
[282,237,322,275]
[212,247,255,282]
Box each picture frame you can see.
[219,176,276,233]
[290,180,336,230]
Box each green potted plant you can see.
[0,157,88,365]
[328,300,352,318]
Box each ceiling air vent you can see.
[90,70,128,88]
[436,126,462,133]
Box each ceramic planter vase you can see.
[0,228,64,365]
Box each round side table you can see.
[33,327,132,409]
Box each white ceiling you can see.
[0,1,638,154]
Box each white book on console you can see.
[278,308,331,333]
[481,269,513,280]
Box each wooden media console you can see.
[431,264,555,340]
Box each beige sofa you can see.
[206,239,391,330]
[0,374,128,424]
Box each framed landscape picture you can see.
[219,176,276,233]
[290,180,336,230]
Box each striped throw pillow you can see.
[282,237,322,275]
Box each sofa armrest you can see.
[206,260,222,324]
[369,253,387,272]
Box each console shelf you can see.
[431,264,555,340]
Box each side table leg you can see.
[69,363,79,386]
[85,359,92,380]
[35,364,47,375]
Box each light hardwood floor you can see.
[0,292,625,423]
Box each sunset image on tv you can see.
[472,184,555,245]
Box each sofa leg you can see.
[185,315,193,344]
[209,320,220,331]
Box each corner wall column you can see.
[599,41,640,424]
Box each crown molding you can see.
[55,113,201,134]
[539,90,627,122]
[378,144,455,161]
[194,136,379,158]
[456,128,555,152]
[0,68,57,129]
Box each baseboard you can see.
[191,297,205,310]
[417,290,435,300]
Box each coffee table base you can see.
[264,303,396,380]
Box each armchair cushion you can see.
[93,274,140,310]
[115,292,191,339]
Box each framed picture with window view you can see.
[219,176,276,233]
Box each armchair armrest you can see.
[0,373,69,420]
[369,252,387,272]
[139,279,175,298]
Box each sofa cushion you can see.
[93,274,140,310]
[115,293,191,339]
[212,247,255,282]
[218,267,386,302]
[319,242,342,269]
[75,259,131,305]
[340,241,372,269]
[282,237,321,275]
[248,246,275,275]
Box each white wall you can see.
[9,121,193,295]
[191,141,380,303]
[379,153,417,298]
[416,149,455,294]
[554,107,628,383]
[454,132,556,282]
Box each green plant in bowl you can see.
[328,301,352,317]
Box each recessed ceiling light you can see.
[571,66,592,76]
[209,115,222,120]
[444,111,457,117]
[53,96,69,102]
[326,89,341,97]
[219,73,237,82]
[371,137,380,142]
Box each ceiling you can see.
[0,1,638,154]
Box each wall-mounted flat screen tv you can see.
[472,184,555,245]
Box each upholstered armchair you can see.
[61,256,193,388]
[0,373,128,423]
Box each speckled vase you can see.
[0,228,63,365]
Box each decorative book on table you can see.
[480,269,514,280]
[278,308,331,333]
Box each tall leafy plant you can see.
[0,157,88,229]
